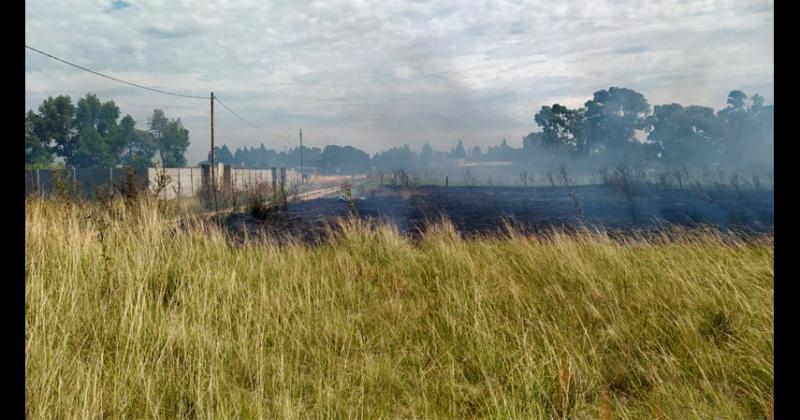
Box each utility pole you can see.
[299,128,304,184]
[210,91,218,211]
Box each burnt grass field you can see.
[214,183,774,242]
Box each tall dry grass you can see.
[25,196,773,418]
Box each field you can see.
[215,183,774,243]
[26,192,773,418]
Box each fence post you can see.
[190,168,195,197]
[36,169,41,196]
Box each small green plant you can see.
[699,310,735,344]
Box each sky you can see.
[25,0,774,165]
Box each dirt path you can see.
[298,186,342,201]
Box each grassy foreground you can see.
[26,197,773,418]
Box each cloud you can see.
[26,0,773,164]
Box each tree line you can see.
[27,87,772,173]
[212,88,772,173]
[528,87,773,168]
[25,93,190,169]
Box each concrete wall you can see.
[147,167,205,200]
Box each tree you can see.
[219,145,234,164]
[149,109,189,167]
[30,95,76,164]
[583,87,650,161]
[25,111,53,167]
[717,90,773,167]
[68,93,121,167]
[451,140,467,159]
[471,146,482,160]
[534,104,585,155]
[372,145,419,171]
[726,90,748,110]
[116,114,154,169]
[647,104,723,165]
[521,132,545,161]
[420,143,434,167]
[320,145,371,174]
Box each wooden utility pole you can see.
[299,128,304,183]
[210,92,216,181]
[210,91,218,211]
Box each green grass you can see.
[26,197,773,418]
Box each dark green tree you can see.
[29,95,76,164]
[25,111,53,167]
[533,104,585,155]
[149,109,189,167]
[68,93,121,167]
[116,114,154,169]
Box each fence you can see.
[25,164,301,200]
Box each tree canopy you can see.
[25,93,189,169]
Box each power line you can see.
[213,94,292,139]
[27,44,293,141]
[25,45,207,99]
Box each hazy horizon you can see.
[25,0,773,165]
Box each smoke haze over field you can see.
[25,0,773,165]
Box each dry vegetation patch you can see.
[26,197,773,418]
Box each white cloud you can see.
[26,0,773,163]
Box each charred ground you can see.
[211,183,774,244]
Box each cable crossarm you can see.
[25,45,208,99]
[213,94,292,139]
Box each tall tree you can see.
[372,145,419,171]
[149,109,189,167]
[321,145,371,174]
[471,146,482,160]
[583,87,650,161]
[420,143,434,167]
[116,114,154,169]
[647,104,723,165]
[717,90,773,167]
[534,104,585,155]
[25,111,53,167]
[69,93,121,167]
[451,140,467,159]
[30,95,76,164]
